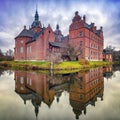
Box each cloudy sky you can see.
[0,0,120,52]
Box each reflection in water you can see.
[103,65,113,79]
[0,69,13,76]
[14,71,70,118]
[70,68,104,119]
[14,66,113,119]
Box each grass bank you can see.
[0,60,113,71]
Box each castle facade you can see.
[14,10,104,61]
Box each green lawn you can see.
[54,61,81,69]
[0,60,113,70]
[90,61,112,67]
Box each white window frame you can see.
[20,47,24,53]
[20,77,24,84]
[30,46,32,53]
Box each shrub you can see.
[79,59,89,65]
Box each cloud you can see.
[0,0,120,52]
[0,31,14,52]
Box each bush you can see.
[79,59,89,65]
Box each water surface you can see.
[0,65,120,120]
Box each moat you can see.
[0,65,120,120]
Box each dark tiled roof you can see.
[16,29,35,38]
[103,49,113,54]
[31,21,41,28]
[84,23,102,36]
[31,29,44,41]
[49,42,67,48]
[26,28,45,44]
[84,23,92,29]
[95,30,101,36]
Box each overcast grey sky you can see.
[0,0,120,52]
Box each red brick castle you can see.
[14,10,104,61]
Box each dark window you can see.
[80,94,83,99]
[76,57,78,61]
[80,31,83,36]
[80,41,83,46]
[91,51,92,55]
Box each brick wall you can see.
[14,37,30,60]
[69,12,104,61]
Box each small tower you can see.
[31,8,42,32]
[54,24,63,42]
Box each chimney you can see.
[83,15,86,23]
[24,25,26,29]
[94,26,96,31]
[75,11,78,16]
[91,22,94,27]
[100,26,103,31]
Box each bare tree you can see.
[0,49,14,61]
[63,44,83,61]
[5,49,13,57]
[0,49,4,61]
[0,49,3,56]
[49,52,62,70]
[5,49,14,61]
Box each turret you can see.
[72,11,81,23]
[31,9,42,32]
[31,9,41,28]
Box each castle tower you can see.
[54,24,63,42]
[31,9,42,32]
[69,11,104,61]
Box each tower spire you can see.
[31,0,42,29]
[35,0,39,21]
[35,9,39,21]
[36,0,38,12]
